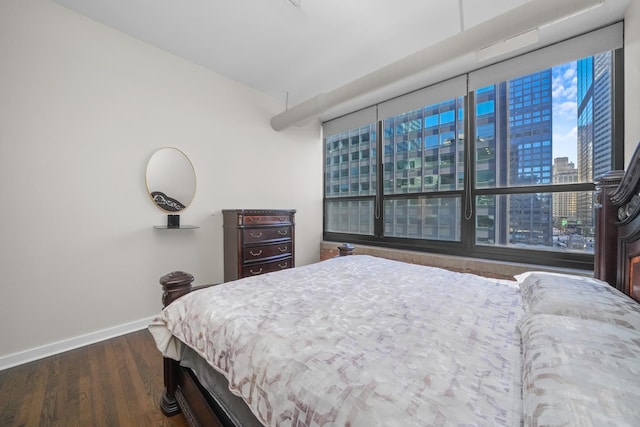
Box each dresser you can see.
[222,209,296,282]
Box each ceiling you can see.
[50,0,628,124]
[49,0,531,107]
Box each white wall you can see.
[2,0,639,369]
[0,0,323,364]
[625,1,640,163]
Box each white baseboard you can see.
[0,316,155,371]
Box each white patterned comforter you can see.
[149,255,524,427]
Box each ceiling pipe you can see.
[270,0,604,131]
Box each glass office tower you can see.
[476,70,553,247]
[577,52,613,236]
[507,70,554,246]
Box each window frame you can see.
[323,26,625,271]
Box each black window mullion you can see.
[383,190,463,200]
[462,90,475,250]
[374,117,384,237]
[475,182,595,196]
[612,47,625,170]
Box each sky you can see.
[551,61,578,164]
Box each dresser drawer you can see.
[242,214,292,225]
[243,226,292,244]
[242,242,292,262]
[242,257,293,277]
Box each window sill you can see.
[320,241,592,280]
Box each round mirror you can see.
[146,147,196,213]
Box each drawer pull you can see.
[249,268,263,275]
[249,250,263,257]
[278,263,288,269]
[248,217,261,223]
[279,216,286,221]
[278,247,287,252]
[278,230,288,236]
[249,232,263,238]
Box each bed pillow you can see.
[520,313,640,426]
[515,271,640,330]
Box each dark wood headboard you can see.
[595,142,640,302]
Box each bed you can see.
[149,144,640,427]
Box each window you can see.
[323,24,623,270]
[471,60,608,252]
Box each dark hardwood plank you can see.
[104,335,134,425]
[0,359,31,426]
[0,330,189,427]
[87,341,113,426]
[20,358,48,425]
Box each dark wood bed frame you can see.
[156,145,640,427]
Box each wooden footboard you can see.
[171,365,223,427]
[158,270,224,426]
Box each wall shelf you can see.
[153,225,199,229]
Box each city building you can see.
[553,157,579,230]
[577,52,614,236]
[506,70,554,246]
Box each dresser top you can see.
[222,209,296,215]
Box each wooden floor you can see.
[0,329,189,427]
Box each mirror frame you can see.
[145,147,197,213]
